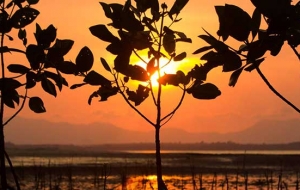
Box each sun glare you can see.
[136,57,182,87]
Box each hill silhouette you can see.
[5,117,300,144]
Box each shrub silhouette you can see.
[0,0,74,189]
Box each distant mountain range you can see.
[4,117,300,145]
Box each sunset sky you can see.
[4,0,300,137]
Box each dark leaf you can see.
[150,0,159,21]
[7,64,30,74]
[34,23,42,42]
[100,58,111,72]
[5,1,13,9]
[96,86,118,101]
[175,38,192,43]
[57,61,77,75]
[100,2,112,18]
[26,71,36,89]
[89,24,119,43]
[0,11,12,33]
[0,78,22,90]
[135,0,152,12]
[163,33,176,55]
[53,39,74,56]
[126,85,150,106]
[247,40,268,61]
[108,3,144,32]
[267,37,284,56]
[187,82,221,99]
[188,62,222,81]
[41,78,57,97]
[169,0,189,20]
[11,7,39,29]
[229,66,244,87]
[129,31,152,50]
[26,44,45,70]
[175,31,187,39]
[114,50,132,72]
[18,28,26,39]
[251,8,261,40]
[47,47,64,66]
[22,38,27,46]
[35,24,57,48]
[158,71,187,86]
[4,98,15,108]
[124,65,149,82]
[251,0,291,18]
[7,35,14,41]
[29,97,46,113]
[193,46,213,55]
[215,4,251,41]
[106,41,122,55]
[201,51,220,62]
[76,46,94,72]
[70,83,87,89]
[2,88,19,108]
[198,33,228,53]
[10,89,20,105]
[83,70,111,86]
[222,50,242,72]
[27,0,39,5]
[44,71,68,91]
[174,52,186,61]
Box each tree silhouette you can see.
[67,0,222,189]
[194,0,300,113]
[0,0,74,189]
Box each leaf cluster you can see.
[194,1,300,89]
[70,0,222,107]
[1,1,74,113]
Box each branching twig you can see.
[113,74,156,127]
[255,66,300,113]
[161,85,186,126]
[223,35,300,113]
[133,49,147,64]
[6,48,26,54]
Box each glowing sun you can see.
[137,57,180,86]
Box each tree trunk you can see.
[155,127,167,190]
[0,124,7,189]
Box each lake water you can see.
[8,150,300,167]
[7,150,300,190]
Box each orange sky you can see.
[4,0,300,135]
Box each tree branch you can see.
[113,74,156,127]
[255,66,300,113]
[149,82,157,106]
[225,37,300,113]
[161,85,186,126]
